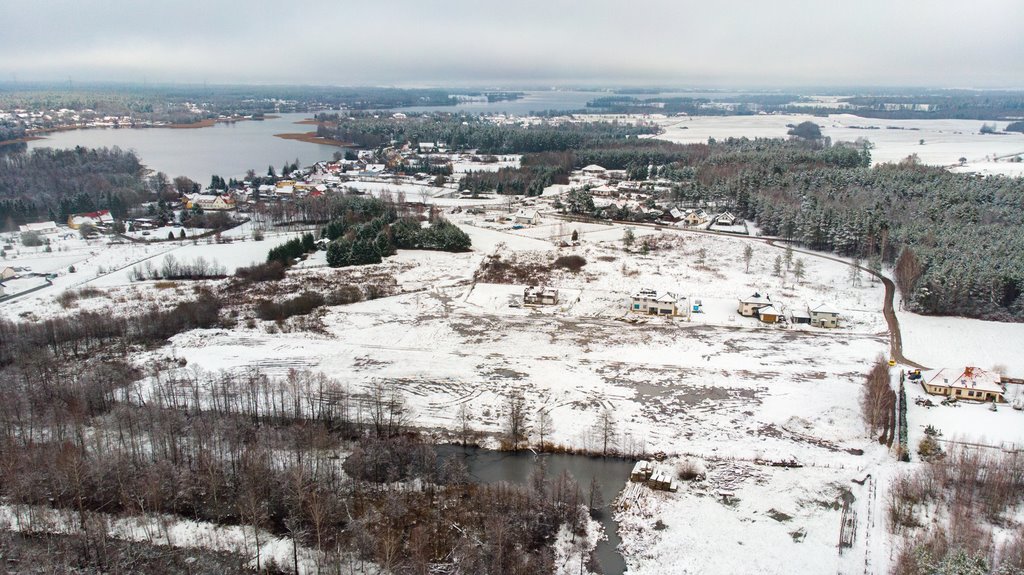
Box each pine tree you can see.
[793,258,806,283]
[772,255,782,277]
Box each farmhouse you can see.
[513,209,540,225]
[922,367,1006,403]
[185,194,237,211]
[67,210,114,230]
[523,286,558,305]
[630,288,687,316]
[737,292,772,317]
[18,221,58,236]
[809,304,841,328]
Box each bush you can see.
[917,435,943,460]
[255,291,325,321]
[676,459,706,481]
[21,232,43,247]
[235,261,286,282]
[553,255,586,272]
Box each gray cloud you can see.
[1,0,1021,87]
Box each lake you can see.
[26,112,344,187]
[436,445,635,575]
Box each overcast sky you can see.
[1,0,1021,88]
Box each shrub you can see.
[918,435,943,460]
[255,291,325,321]
[553,255,587,272]
[21,232,43,247]
[676,459,706,481]
[235,261,286,282]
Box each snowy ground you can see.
[897,310,1024,376]
[654,114,1024,176]
[11,213,1022,574]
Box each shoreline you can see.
[1,114,285,145]
[273,132,354,147]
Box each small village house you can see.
[581,164,607,176]
[524,286,558,305]
[514,208,540,225]
[809,304,841,328]
[18,221,59,236]
[922,366,1006,403]
[714,211,739,226]
[737,292,772,317]
[185,194,237,211]
[630,288,688,317]
[67,209,114,230]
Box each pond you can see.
[436,445,634,575]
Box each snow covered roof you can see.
[791,307,812,319]
[581,164,606,173]
[632,288,681,304]
[19,221,58,233]
[927,367,1004,394]
[739,292,772,305]
[515,208,539,219]
[758,304,782,316]
[810,304,841,316]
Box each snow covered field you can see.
[897,311,1024,376]
[654,114,1024,175]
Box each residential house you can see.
[809,304,841,328]
[737,292,772,317]
[922,367,1006,403]
[581,164,607,176]
[630,288,687,316]
[590,184,618,197]
[683,209,709,226]
[714,211,739,226]
[67,210,113,230]
[18,221,59,236]
[514,209,540,225]
[185,194,236,211]
[524,286,558,305]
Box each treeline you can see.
[0,292,222,367]
[128,255,227,281]
[0,146,146,228]
[558,136,1020,321]
[323,215,471,267]
[314,113,657,153]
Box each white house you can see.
[581,164,607,176]
[714,211,739,226]
[630,288,688,316]
[524,286,558,305]
[809,304,841,328]
[19,221,59,236]
[737,292,772,317]
[514,209,540,225]
[922,367,1006,403]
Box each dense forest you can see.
[0,146,147,228]
[313,113,658,153]
[448,130,1017,321]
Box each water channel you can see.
[436,445,635,575]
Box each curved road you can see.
[550,213,927,369]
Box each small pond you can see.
[436,445,634,575]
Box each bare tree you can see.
[743,244,753,273]
[504,392,529,450]
[457,403,474,446]
[595,408,618,456]
[535,408,553,451]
